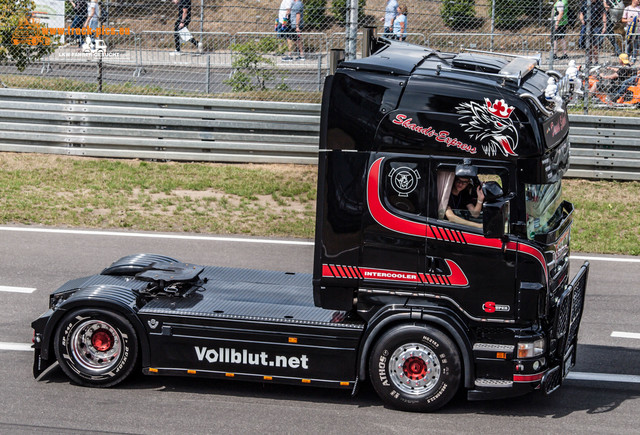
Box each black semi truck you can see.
[32,40,589,412]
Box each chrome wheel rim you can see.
[69,320,121,373]
[389,342,441,395]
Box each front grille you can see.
[552,262,590,360]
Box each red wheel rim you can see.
[91,330,113,352]
[403,356,428,380]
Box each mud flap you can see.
[33,348,55,379]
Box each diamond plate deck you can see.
[139,265,363,329]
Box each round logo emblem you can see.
[389,167,420,197]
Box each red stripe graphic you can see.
[366,157,548,283]
[342,266,353,278]
[367,158,432,239]
[445,260,469,286]
[444,228,455,242]
[322,261,468,287]
[322,264,335,278]
[348,267,356,278]
[449,230,461,243]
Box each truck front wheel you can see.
[54,309,138,387]
[369,324,461,412]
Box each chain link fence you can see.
[1,0,639,111]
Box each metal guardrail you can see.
[567,115,640,180]
[0,88,319,164]
[0,89,638,180]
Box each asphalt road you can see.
[1,226,639,434]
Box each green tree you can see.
[331,0,366,26]
[494,0,526,29]
[0,0,56,73]
[441,0,483,30]
[305,0,327,29]
[225,37,287,92]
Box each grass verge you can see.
[0,153,316,238]
[0,153,638,255]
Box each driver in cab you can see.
[445,176,484,229]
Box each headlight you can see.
[517,338,546,358]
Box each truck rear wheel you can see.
[54,309,138,387]
[369,324,461,412]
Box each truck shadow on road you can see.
[442,343,640,418]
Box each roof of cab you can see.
[338,39,545,92]
[339,40,437,75]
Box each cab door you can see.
[423,160,517,321]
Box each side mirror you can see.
[482,181,504,202]
[483,196,510,239]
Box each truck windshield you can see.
[525,181,563,239]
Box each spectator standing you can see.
[278,0,293,26]
[393,5,407,41]
[580,0,607,64]
[553,0,569,59]
[290,0,304,60]
[84,0,99,34]
[278,0,293,60]
[69,0,87,48]
[603,0,623,56]
[82,0,99,49]
[380,0,398,37]
[171,0,202,56]
[622,0,640,61]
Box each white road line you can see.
[0,226,314,246]
[0,286,36,294]
[571,255,640,263]
[0,342,33,351]
[611,331,640,340]
[567,372,640,384]
[1,227,639,260]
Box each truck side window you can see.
[436,170,504,229]
[383,160,425,217]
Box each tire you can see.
[369,324,461,412]
[54,309,138,387]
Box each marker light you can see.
[517,338,546,358]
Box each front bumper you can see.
[468,261,590,400]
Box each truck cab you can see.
[313,40,588,404]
